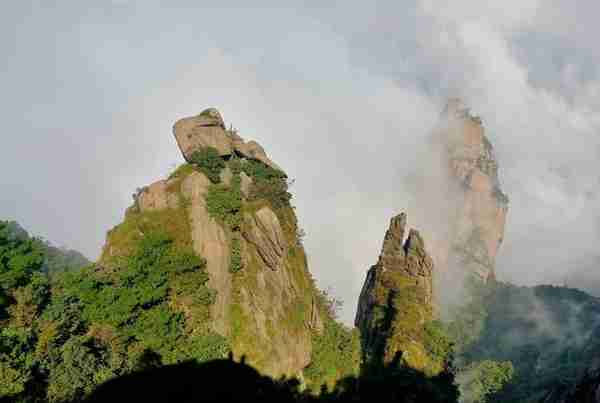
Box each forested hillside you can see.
[455,281,600,403]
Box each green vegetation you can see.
[240,159,283,182]
[453,282,600,403]
[206,184,242,231]
[167,163,195,181]
[0,219,229,402]
[439,277,600,402]
[446,276,492,355]
[457,360,514,403]
[241,160,291,211]
[423,320,454,368]
[0,221,45,294]
[304,290,360,389]
[43,246,89,275]
[360,267,440,375]
[304,312,361,390]
[205,158,244,273]
[6,142,589,403]
[229,236,242,273]
[101,203,192,264]
[189,147,225,183]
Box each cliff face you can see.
[101,108,322,378]
[428,99,508,282]
[355,213,445,374]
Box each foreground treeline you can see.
[0,220,229,402]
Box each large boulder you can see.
[173,108,283,171]
[234,140,283,172]
[173,108,233,159]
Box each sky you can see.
[1,1,599,324]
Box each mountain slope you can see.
[101,108,325,377]
[0,108,335,402]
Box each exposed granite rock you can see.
[181,171,231,335]
[235,140,283,172]
[240,172,252,197]
[432,98,508,281]
[173,107,281,170]
[103,108,321,378]
[136,180,179,212]
[309,295,325,332]
[219,166,233,185]
[173,108,233,158]
[242,207,287,271]
[355,213,435,372]
[233,235,313,377]
[218,166,253,197]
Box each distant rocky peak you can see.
[429,99,509,282]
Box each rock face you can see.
[428,98,508,282]
[242,207,287,271]
[136,180,179,211]
[102,108,321,378]
[181,171,232,335]
[355,213,437,372]
[173,108,281,171]
[173,108,233,157]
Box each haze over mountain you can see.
[1,2,599,326]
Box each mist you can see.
[1,2,599,324]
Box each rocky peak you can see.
[355,213,436,371]
[378,212,406,265]
[173,107,281,171]
[431,98,508,282]
[101,107,322,378]
[197,107,225,128]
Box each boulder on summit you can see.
[173,108,281,171]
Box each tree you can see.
[189,147,225,183]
